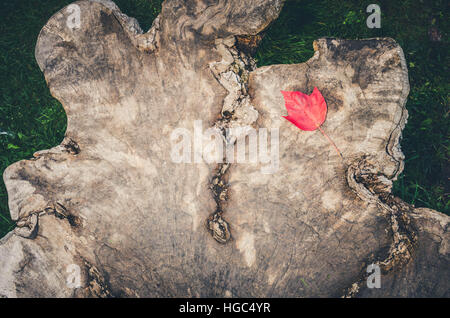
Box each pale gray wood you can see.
[0,0,448,297]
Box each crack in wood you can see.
[206,36,259,244]
[343,156,417,297]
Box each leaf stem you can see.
[317,126,344,160]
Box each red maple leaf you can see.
[281,87,343,159]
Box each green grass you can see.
[255,0,449,214]
[0,0,448,238]
[0,0,162,238]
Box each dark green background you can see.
[0,0,448,238]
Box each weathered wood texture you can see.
[0,0,448,297]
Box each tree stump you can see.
[0,0,448,297]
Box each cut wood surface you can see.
[0,0,448,297]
